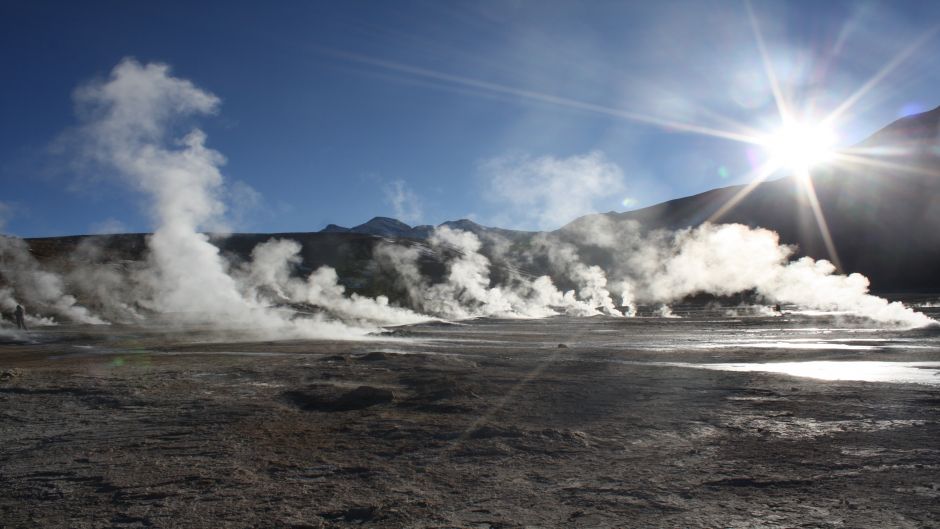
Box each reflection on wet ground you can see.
[662,360,940,386]
[9,299,940,384]
[4,300,940,527]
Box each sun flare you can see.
[761,122,837,172]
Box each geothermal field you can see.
[4,36,940,528]
[2,308,940,528]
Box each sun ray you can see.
[822,25,940,128]
[746,0,791,125]
[325,11,935,265]
[442,341,569,455]
[706,160,781,223]
[832,151,940,179]
[442,318,597,455]
[319,48,765,146]
[798,170,843,271]
[703,1,802,228]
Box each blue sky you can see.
[2,0,940,237]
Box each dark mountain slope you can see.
[20,107,940,293]
[562,106,940,291]
[322,217,418,238]
[321,216,529,242]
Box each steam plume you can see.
[69,58,422,337]
[377,226,610,318]
[4,58,929,335]
[0,236,104,324]
[561,217,933,327]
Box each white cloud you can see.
[224,180,263,230]
[383,179,423,224]
[72,58,243,318]
[73,58,225,232]
[89,218,127,234]
[73,58,221,149]
[0,202,12,232]
[480,151,625,230]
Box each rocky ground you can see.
[1,317,939,528]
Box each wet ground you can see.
[2,307,940,528]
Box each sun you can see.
[761,121,837,173]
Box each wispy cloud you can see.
[224,180,263,231]
[0,202,12,232]
[383,179,423,224]
[89,217,128,234]
[480,151,625,230]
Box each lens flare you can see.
[761,122,837,172]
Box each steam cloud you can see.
[376,226,602,319]
[0,236,104,325]
[481,151,625,230]
[384,180,423,225]
[9,58,428,338]
[559,216,933,327]
[372,220,931,327]
[0,58,933,335]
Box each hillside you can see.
[560,106,940,290]
[20,106,940,293]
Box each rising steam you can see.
[56,58,427,337]
[0,236,104,325]
[559,217,933,327]
[375,226,601,319]
[0,58,932,335]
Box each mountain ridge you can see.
[320,216,531,241]
[20,105,940,292]
[319,106,940,290]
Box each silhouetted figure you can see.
[774,304,782,314]
[14,304,27,331]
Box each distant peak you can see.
[855,103,940,150]
[360,217,412,228]
[320,223,351,233]
[440,218,482,229]
[320,216,526,240]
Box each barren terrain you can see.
[2,313,940,528]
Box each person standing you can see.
[14,304,27,331]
